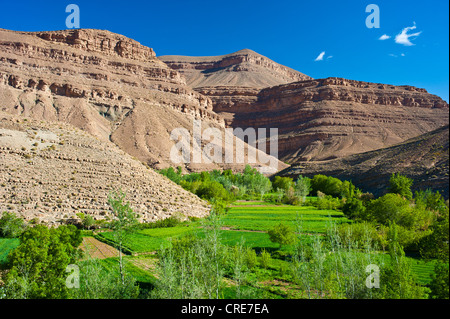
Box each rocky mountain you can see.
[0,112,210,225]
[278,125,449,199]
[162,52,449,163]
[0,29,286,174]
[159,49,312,89]
[224,78,449,163]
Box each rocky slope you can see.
[278,125,449,199]
[159,49,312,89]
[190,76,449,163]
[0,29,285,173]
[161,52,448,164]
[231,78,449,163]
[0,112,210,225]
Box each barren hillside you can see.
[0,112,210,225]
[279,125,449,198]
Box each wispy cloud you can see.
[314,51,326,61]
[395,23,422,46]
[379,34,391,40]
[388,53,406,58]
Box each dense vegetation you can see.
[0,167,448,299]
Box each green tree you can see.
[429,262,449,299]
[342,197,366,220]
[420,209,449,299]
[260,249,271,269]
[108,190,139,287]
[387,173,413,200]
[294,176,311,202]
[272,176,294,193]
[374,223,427,299]
[4,225,82,299]
[0,212,27,238]
[268,223,296,249]
[311,175,343,198]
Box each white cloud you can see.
[327,55,333,59]
[315,51,325,61]
[379,34,391,40]
[395,23,422,46]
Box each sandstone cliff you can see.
[0,29,286,173]
[159,49,312,89]
[227,78,449,163]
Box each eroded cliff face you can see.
[161,49,448,164]
[229,78,448,162]
[0,29,285,173]
[189,77,449,163]
[159,49,312,89]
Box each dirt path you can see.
[80,237,120,260]
[220,227,266,233]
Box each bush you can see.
[139,216,181,229]
[332,222,388,250]
[272,176,294,193]
[196,180,232,202]
[245,248,258,270]
[0,212,27,238]
[315,195,342,210]
[342,197,366,220]
[159,166,183,184]
[260,249,272,269]
[367,193,434,230]
[268,223,296,248]
[282,187,300,205]
[387,173,413,200]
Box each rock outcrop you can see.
[224,78,449,163]
[162,52,449,164]
[0,29,286,173]
[159,49,312,89]
[0,112,210,225]
[278,125,449,199]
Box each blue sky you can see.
[1,0,448,101]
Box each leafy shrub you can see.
[139,216,182,229]
[387,173,413,200]
[268,223,296,248]
[315,195,342,210]
[0,212,27,238]
[332,222,388,250]
[342,197,366,220]
[245,248,258,269]
[272,176,294,193]
[260,249,272,269]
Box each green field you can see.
[0,238,19,267]
[223,203,350,233]
[93,200,437,288]
[95,225,200,254]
